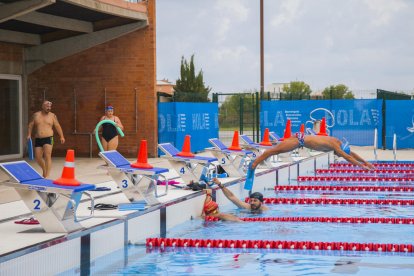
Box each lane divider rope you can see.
[316,169,414,175]
[204,216,414,224]
[275,185,414,192]
[245,197,414,206]
[330,163,414,169]
[297,176,413,182]
[146,238,413,252]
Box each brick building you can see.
[0,0,158,160]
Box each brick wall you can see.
[27,0,158,158]
[0,42,23,75]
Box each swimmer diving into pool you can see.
[251,134,375,171]
[212,178,269,213]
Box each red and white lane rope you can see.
[316,169,414,176]
[244,197,414,206]
[204,216,414,225]
[275,185,414,192]
[297,176,414,182]
[330,163,414,169]
[146,238,413,252]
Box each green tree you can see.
[282,81,312,99]
[219,92,256,128]
[322,84,355,99]
[174,55,211,102]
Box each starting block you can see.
[207,138,253,177]
[269,132,281,144]
[99,150,169,206]
[158,143,217,184]
[0,161,95,233]
[239,135,273,168]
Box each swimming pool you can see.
[61,195,414,274]
[59,161,414,275]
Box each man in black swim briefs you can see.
[27,101,65,177]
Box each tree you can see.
[282,81,312,99]
[174,55,211,102]
[218,91,256,128]
[322,84,355,99]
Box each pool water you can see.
[69,245,414,276]
[62,196,414,275]
[61,164,414,275]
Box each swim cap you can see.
[105,105,114,110]
[249,192,264,202]
[204,198,219,214]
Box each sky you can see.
[156,0,414,95]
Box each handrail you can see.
[374,128,378,162]
[393,133,397,163]
[95,120,125,152]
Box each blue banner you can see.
[385,100,414,149]
[260,100,383,147]
[158,102,219,155]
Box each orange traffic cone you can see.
[299,124,305,134]
[53,149,81,186]
[131,140,153,169]
[280,119,292,141]
[177,135,195,157]
[317,117,328,136]
[260,128,272,146]
[228,131,242,151]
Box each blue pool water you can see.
[61,194,414,275]
[66,245,414,276]
[61,166,414,275]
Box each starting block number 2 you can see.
[33,199,41,210]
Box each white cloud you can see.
[157,0,414,93]
[270,0,303,28]
[362,0,407,26]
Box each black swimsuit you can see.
[102,118,117,142]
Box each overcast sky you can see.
[156,0,414,94]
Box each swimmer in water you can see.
[212,178,269,213]
[202,189,242,222]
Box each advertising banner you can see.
[158,102,219,154]
[385,100,414,149]
[260,100,383,147]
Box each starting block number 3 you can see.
[33,199,41,210]
[121,179,128,188]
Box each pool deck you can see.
[0,146,412,260]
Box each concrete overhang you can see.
[0,0,148,73]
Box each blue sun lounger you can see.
[206,138,254,177]
[0,161,95,233]
[99,150,169,206]
[158,143,218,184]
[239,135,273,168]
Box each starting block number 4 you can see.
[180,167,185,174]
[33,199,41,210]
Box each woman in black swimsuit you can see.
[99,105,124,151]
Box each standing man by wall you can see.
[27,100,65,177]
